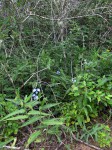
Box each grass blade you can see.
[0,109,25,121]
[7,115,28,120]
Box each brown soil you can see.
[73,143,95,150]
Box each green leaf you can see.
[77,115,83,126]
[5,98,22,106]
[25,101,40,108]
[0,109,25,121]
[21,116,45,127]
[0,138,14,148]
[24,94,32,103]
[47,58,51,69]
[28,110,50,116]
[107,99,112,105]
[26,130,41,147]
[7,115,28,120]
[97,77,107,87]
[39,103,60,111]
[42,118,63,125]
[47,126,60,135]
[83,108,88,118]
[87,105,92,111]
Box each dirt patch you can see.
[75,143,95,150]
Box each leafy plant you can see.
[0,92,64,148]
[62,72,112,127]
[0,0,112,149]
[0,94,19,138]
[78,124,112,148]
[97,125,112,147]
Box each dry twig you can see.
[72,133,103,150]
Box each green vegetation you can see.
[0,0,112,149]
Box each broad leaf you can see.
[26,130,41,147]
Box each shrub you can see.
[62,72,112,127]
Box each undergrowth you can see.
[0,0,112,149]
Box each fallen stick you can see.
[55,139,66,150]
[3,146,29,150]
[71,133,103,150]
[3,146,20,150]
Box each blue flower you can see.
[35,91,38,94]
[32,88,40,100]
[56,71,60,75]
[33,95,38,100]
[37,88,40,92]
[33,88,37,93]
[33,88,40,94]
[32,93,38,100]
[32,93,36,98]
